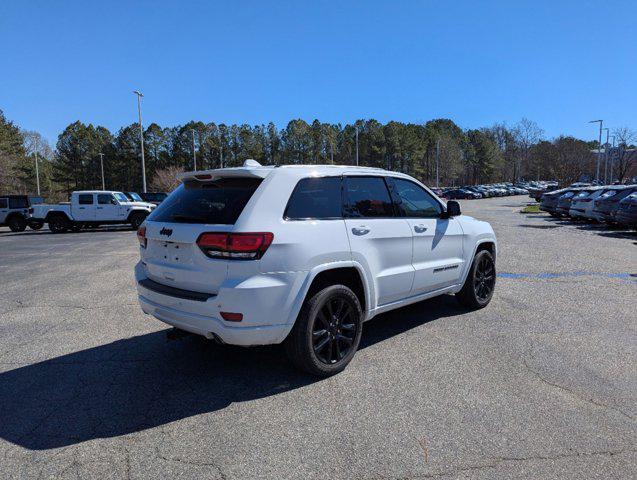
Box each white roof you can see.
[178,161,393,183]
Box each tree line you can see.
[1,109,634,200]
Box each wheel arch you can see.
[286,261,372,326]
[5,212,27,222]
[127,208,149,222]
[44,211,71,222]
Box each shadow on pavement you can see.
[0,226,133,237]
[0,295,463,450]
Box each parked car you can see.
[592,185,637,223]
[123,192,158,209]
[135,162,497,376]
[569,187,604,220]
[555,188,588,216]
[31,190,154,233]
[539,188,571,216]
[139,191,168,205]
[615,192,637,228]
[0,195,33,232]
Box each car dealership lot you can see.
[0,197,635,479]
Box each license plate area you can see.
[156,241,192,265]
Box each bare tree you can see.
[612,127,636,182]
[512,118,544,181]
[21,130,53,160]
[149,166,184,192]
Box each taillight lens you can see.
[197,232,273,260]
[137,226,147,248]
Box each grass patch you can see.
[521,204,541,214]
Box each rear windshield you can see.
[147,177,262,224]
[8,197,29,208]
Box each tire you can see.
[48,216,69,234]
[7,216,27,232]
[284,284,363,377]
[129,212,147,230]
[29,221,44,230]
[456,250,496,309]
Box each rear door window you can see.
[343,176,395,218]
[148,177,262,224]
[0,198,7,209]
[285,177,342,220]
[78,194,94,205]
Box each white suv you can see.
[135,161,497,376]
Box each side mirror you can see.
[111,198,118,205]
[442,200,461,218]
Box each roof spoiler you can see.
[177,160,272,182]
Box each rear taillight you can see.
[197,232,273,260]
[137,226,147,248]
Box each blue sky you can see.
[1,0,635,146]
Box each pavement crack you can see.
[411,448,637,478]
[521,353,635,422]
[154,445,228,479]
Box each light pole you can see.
[34,138,40,196]
[609,135,616,183]
[355,125,359,166]
[602,127,609,184]
[435,138,440,188]
[99,153,105,190]
[191,129,197,171]
[133,90,147,193]
[589,119,603,182]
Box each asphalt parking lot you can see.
[0,196,635,479]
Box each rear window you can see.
[0,198,7,209]
[285,177,342,220]
[8,197,29,209]
[148,177,262,224]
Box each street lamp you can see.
[355,125,359,166]
[588,119,603,182]
[34,137,40,196]
[609,135,616,183]
[191,129,197,171]
[602,127,610,184]
[133,90,147,193]
[99,153,105,190]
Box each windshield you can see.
[128,192,143,202]
[113,192,128,202]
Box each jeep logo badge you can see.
[159,227,173,237]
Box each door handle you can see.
[414,224,428,233]
[352,226,370,236]
[97,207,103,209]
[79,207,85,209]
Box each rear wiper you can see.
[170,214,207,222]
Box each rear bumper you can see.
[135,262,302,346]
[137,294,291,345]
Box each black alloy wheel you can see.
[8,216,27,232]
[285,284,363,377]
[312,296,358,365]
[456,249,496,309]
[473,254,496,302]
[48,216,69,233]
